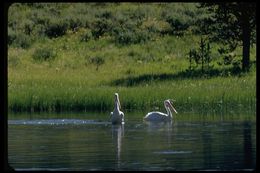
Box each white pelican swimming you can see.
[143,99,178,122]
[110,93,124,124]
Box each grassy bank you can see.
[8,3,256,115]
[8,52,256,114]
[8,35,256,115]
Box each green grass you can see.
[8,73,256,114]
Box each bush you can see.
[32,47,56,62]
[44,19,68,38]
[79,28,93,42]
[95,10,113,19]
[8,53,20,67]
[161,4,197,36]
[113,27,152,45]
[91,19,113,39]
[65,15,86,31]
[8,28,16,45]
[89,56,105,71]
[166,16,190,36]
[8,31,32,49]
[128,6,146,21]
[141,19,172,35]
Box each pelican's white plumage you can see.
[143,99,177,122]
[110,93,124,124]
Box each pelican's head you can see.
[114,93,121,109]
[165,99,178,114]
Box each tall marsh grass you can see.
[8,69,256,114]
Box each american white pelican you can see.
[110,93,124,124]
[143,99,178,122]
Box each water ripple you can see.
[153,150,192,155]
[8,119,110,125]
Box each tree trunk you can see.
[241,9,251,71]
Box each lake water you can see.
[8,112,256,171]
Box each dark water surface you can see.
[8,112,256,171]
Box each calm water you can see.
[8,112,256,171]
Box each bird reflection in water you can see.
[144,121,175,147]
[111,124,124,170]
[144,121,173,132]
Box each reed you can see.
[8,69,256,114]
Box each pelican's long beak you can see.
[118,97,121,109]
[169,101,178,114]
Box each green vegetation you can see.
[8,3,256,114]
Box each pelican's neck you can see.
[165,103,172,119]
[114,99,120,112]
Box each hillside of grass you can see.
[8,3,256,114]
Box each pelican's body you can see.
[111,109,124,124]
[144,99,177,122]
[110,93,124,124]
[144,111,171,122]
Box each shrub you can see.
[32,47,56,62]
[95,10,113,19]
[166,16,190,36]
[8,53,20,67]
[8,31,32,49]
[161,4,196,36]
[141,19,172,35]
[65,15,86,31]
[8,28,16,46]
[129,6,146,21]
[88,56,105,71]
[79,28,93,42]
[91,19,113,39]
[44,19,68,38]
[113,27,152,45]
